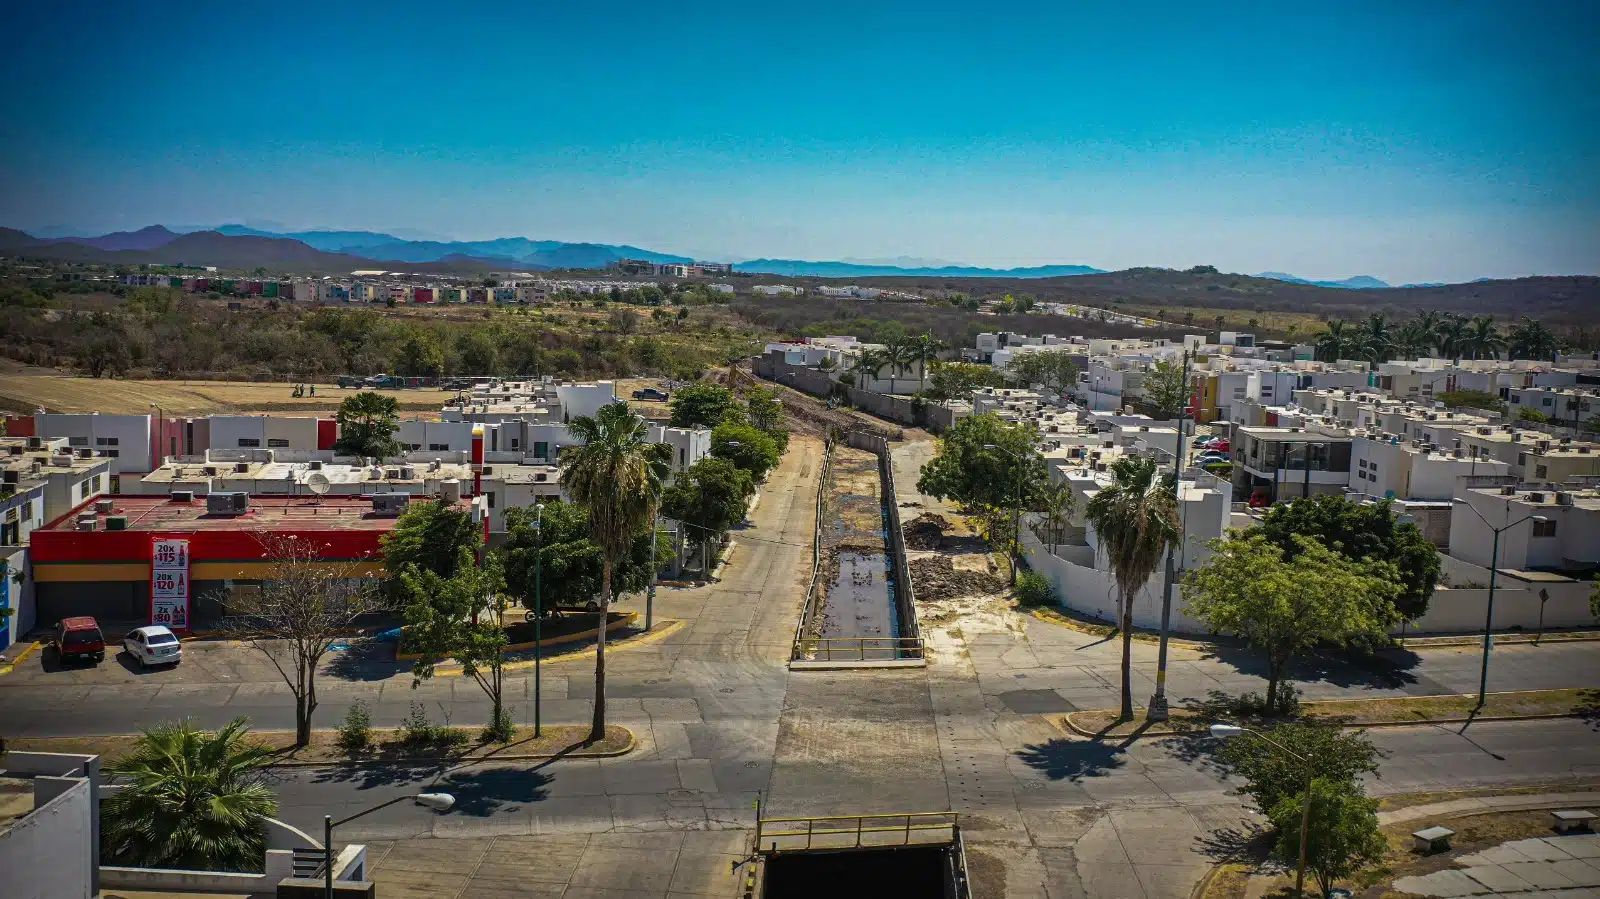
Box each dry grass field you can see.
[0,374,457,416]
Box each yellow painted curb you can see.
[533,617,687,669]
[424,617,684,675]
[0,640,43,676]
[398,612,639,663]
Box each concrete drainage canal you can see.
[791,436,924,667]
[750,811,971,899]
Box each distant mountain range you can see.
[0,223,1526,287]
[735,259,1105,279]
[1255,272,1392,289]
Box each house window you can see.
[1359,459,1368,469]
[429,443,450,451]
[268,438,290,448]
[68,436,89,446]
[533,442,548,459]
[237,438,261,447]
[1532,519,1557,538]
[679,448,686,467]
[487,492,496,509]
[1511,396,1521,404]
[95,437,119,446]
[1542,398,1553,407]
[106,449,119,458]
[1535,464,1548,479]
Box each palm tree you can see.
[1507,316,1558,361]
[1396,314,1441,361]
[101,717,277,873]
[1354,313,1396,370]
[910,332,945,395]
[816,355,837,374]
[561,401,672,743]
[1083,457,1179,722]
[1315,320,1350,362]
[1462,315,1506,361]
[1436,314,1470,363]
[849,348,887,388]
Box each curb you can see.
[0,640,42,676]
[1028,608,1208,650]
[415,618,684,676]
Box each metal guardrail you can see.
[755,811,960,853]
[793,635,925,661]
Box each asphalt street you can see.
[2,435,1597,898]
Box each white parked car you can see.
[124,625,182,669]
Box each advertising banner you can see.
[151,539,190,630]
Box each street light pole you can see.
[1450,498,1547,708]
[534,503,544,738]
[324,793,454,897]
[1212,724,1313,896]
[1150,350,1190,721]
[646,510,657,631]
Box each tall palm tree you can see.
[910,331,945,395]
[1396,314,1440,361]
[1355,313,1395,370]
[1083,457,1179,722]
[1436,314,1470,363]
[1462,315,1506,361]
[561,401,672,743]
[101,717,278,873]
[1506,316,1558,361]
[849,348,887,388]
[1315,320,1350,362]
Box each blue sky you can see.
[2,0,1596,283]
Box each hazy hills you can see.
[735,259,1105,278]
[1255,271,1391,289]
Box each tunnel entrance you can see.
[763,845,950,899]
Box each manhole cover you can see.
[997,689,1076,715]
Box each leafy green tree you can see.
[1314,320,1351,363]
[1462,314,1506,360]
[917,414,1047,556]
[1517,407,1550,423]
[455,330,499,375]
[662,457,754,570]
[1437,389,1507,413]
[333,391,401,458]
[561,402,672,742]
[744,387,784,432]
[668,382,735,428]
[1248,494,1438,620]
[1270,778,1388,898]
[394,329,445,376]
[1084,456,1179,721]
[499,503,669,611]
[924,360,999,401]
[1009,349,1079,394]
[401,549,516,740]
[1183,534,1402,714]
[380,497,482,586]
[711,420,782,480]
[1140,358,1189,419]
[1217,722,1382,815]
[101,718,277,872]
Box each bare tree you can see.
[221,535,390,746]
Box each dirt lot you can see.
[0,374,457,415]
[0,370,676,418]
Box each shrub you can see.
[336,699,372,752]
[482,709,516,744]
[1015,571,1056,607]
[399,701,469,751]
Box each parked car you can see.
[123,625,182,669]
[53,617,105,665]
[632,387,670,402]
[1194,453,1230,465]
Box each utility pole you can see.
[533,503,544,738]
[1148,350,1190,721]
